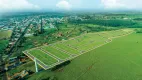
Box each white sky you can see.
[0,0,142,12]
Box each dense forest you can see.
[70,19,140,28]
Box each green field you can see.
[41,46,70,59]
[28,49,58,65]
[52,43,80,55]
[28,31,142,80]
[0,30,12,39]
[24,29,132,70]
[63,34,107,52]
[57,32,142,80]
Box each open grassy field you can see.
[28,49,58,65]
[0,30,12,39]
[52,43,80,55]
[62,34,106,52]
[28,31,142,80]
[24,29,132,70]
[41,46,70,60]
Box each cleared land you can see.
[52,32,142,80]
[28,49,58,65]
[0,30,12,39]
[23,29,133,70]
[28,31,142,80]
[41,46,70,60]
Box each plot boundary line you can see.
[23,29,134,70]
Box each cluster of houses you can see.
[6,56,34,80]
[9,70,30,80]
[6,56,28,70]
[0,14,71,79]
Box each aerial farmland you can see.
[0,7,142,80]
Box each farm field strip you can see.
[23,29,133,70]
[39,48,61,61]
[23,50,49,69]
[41,46,71,60]
[24,48,71,69]
[50,45,76,56]
[52,43,80,55]
[62,34,107,51]
[111,30,134,39]
[27,49,58,65]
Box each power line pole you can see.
[34,58,38,73]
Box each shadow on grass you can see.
[51,60,71,71]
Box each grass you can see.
[28,49,58,65]
[25,29,132,70]
[71,33,142,80]
[59,33,142,80]
[0,30,12,39]
[63,34,107,51]
[41,46,70,60]
[53,43,80,55]
[27,30,142,80]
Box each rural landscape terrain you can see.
[0,11,142,80]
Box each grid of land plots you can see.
[23,29,133,70]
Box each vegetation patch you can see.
[29,32,142,80]
[0,30,12,39]
[70,20,136,27]
[0,40,9,53]
[24,29,132,70]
